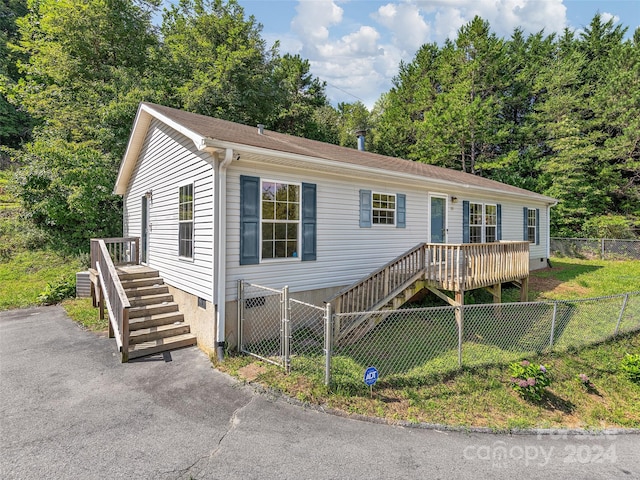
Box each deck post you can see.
[519,276,529,302]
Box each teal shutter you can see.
[360,190,371,227]
[396,194,406,228]
[535,208,540,245]
[496,204,502,241]
[523,207,528,241]
[240,175,260,265]
[462,201,470,243]
[301,183,316,261]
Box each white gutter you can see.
[214,148,235,362]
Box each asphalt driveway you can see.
[1,307,638,479]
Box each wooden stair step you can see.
[117,268,160,281]
[128,333,197,360]
[129,322,191,345]
[124,284,169,297]
[128,293,174,307]
[128,302,180,319]
[129,311,184,330]
[120,277,164,289]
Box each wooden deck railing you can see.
[91,239,133,362]
[424,241,530,292]
[328,243,427,314]
[90,237,139,269]
[328,241,530,314]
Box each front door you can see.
[430,196,446,243]
[141,196,149,264]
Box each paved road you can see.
[1,307,638,479]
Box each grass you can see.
[0,249,85,310]
[217,256,640,430]
[218,332,640,430]
[62,297,108,332]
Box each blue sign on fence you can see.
[364,366,379,386]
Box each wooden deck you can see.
[328,241,530,314]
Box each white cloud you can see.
[601,12,621,24]
[291,0,344,49]
[373,2,431,51]
[413,0,567,41]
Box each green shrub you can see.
[620,353,640,383]
[509,360,551,401]
[38,275,76,305]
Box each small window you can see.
[469,203,483,243]
[179,184,194,258]
[372,193,396,225]
[261,181,300,260]
[485,204,497,243]
[527,208,537,244]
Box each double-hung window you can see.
[372,193,396,225]
[464,201,500,243]
[527,208,537,244]
[178,184,194,258]
[485,204,497,242]
[261,181,300,260]
[469,203,483,243]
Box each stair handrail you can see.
[326,243,427,313]
[93,239,131,362]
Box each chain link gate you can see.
[238,280,333,383]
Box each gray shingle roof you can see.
[143,102,555,203]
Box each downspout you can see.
[546,202,558,268]
[215,148,235,362]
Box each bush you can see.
[509,360,551,401]
[620,353,640,383]
[38,275,76,305]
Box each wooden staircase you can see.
[118,266,197,360]
[328,242,531,345]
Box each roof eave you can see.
[201,138,558,205]
[113,103,209,195]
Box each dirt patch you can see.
[237,363,267,382]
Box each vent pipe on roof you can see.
[355,129,366,151]
[257,124,264,135]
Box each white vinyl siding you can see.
[226,163,426,301]
[123,120,215,301]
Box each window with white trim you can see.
[485,204,497,242]
[527,208,537,244]
[261,181,300,260]
[469,202,497,243]
[178,184,194,258]
[372,192,396,225]
[469,202,483,243]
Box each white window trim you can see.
[372,191,397,227]
[178,183,194,260]
[527,208,537,244]
[469,202,497,244]
[259,178,301,263]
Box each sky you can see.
[167,1,640,108]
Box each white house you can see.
[113,102,557,358]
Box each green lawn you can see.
[0,250,84,310]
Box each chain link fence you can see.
[237,281,640,389]
[551,237,640,260]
